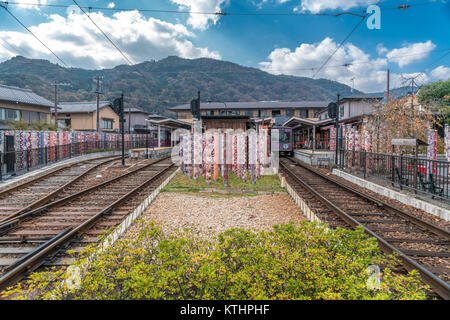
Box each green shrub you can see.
[2,222,429,300]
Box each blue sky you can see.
[0,0,449,92]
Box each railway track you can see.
[0,157,177,292]
[0,155,128,223]
[280,157,450,300]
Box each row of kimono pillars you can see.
[179,129,274,185]
[0,138,167,176]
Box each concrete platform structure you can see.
[333,169,450,222]
[293,149,335,167]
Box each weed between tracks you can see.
[1,222,430,300]
[162,173,285,196]
[0,173,432,300]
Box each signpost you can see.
[190,91,201,120]
[113,94,125,166]
[328,96,340,165]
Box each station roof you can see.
[169,101,331,111]
[0,84,53,108]
[283,116,334,128]
[201,115,250,119]
[339,95,383,104]
[146,117,191,130]
[125,107,151,114]
[56,101,112,114]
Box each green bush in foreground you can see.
[2,222,429,300]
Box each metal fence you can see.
[294,139,331,150]
[0,137,166,180]
[338,149,450,202]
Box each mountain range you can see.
[0,55,364,116]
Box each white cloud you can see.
[430,65,450,81]
[259,37,389,92]
[170,0,228,30]
[295,0,374,13]
[15,0,47,11]
[0,10,221,69]
[386,41,436,68]
[107,3,115,9]
[376,43,388,55]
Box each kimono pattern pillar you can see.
[427,129,438,176]
[445,124,450,175]
[248,130,258,184]
[214,130,220,181]
[193,124,202,180]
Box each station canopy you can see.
[283,117,334,129]
[391,138,429,147]
[146,115,191,130]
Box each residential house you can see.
[0,84,53,130]
[55,101,119,132]
[124,107,151,133]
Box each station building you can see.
[283,95,383,165]
[169,101,331,124]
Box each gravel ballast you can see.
[124,191,306,238]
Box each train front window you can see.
[280,132,291,143]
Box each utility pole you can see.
[94,76,103,132]
[53,82,70,128]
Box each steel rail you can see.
[280,160,450,300]
[0,156,122,224]
[0,154,123,197]
[0,157,169,233]
[287,157,450,239]
[0,163,175,292]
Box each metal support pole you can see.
[54,84,58,127]
[121,93,125,167]
[335,94,340,165]
[146,121,149,159]
[26,150,29,172]
[158,125,161,148]
[313,125,316,151]
[96,76,100,133]
[363,150,367,179]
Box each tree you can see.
[367,96,437,154]
[418,80,450,108]
[418,80,450,126]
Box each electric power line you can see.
[411,49,450,85]
[71,0,134,66]
[0,2,68,66]
[312,15,368,78]
[1,0,443,17]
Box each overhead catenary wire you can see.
[311,0,387,78]
[312,15,368,78]
[0,1,68,66]
[71,0,135,66]
[0,0,444,16]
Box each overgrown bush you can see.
[2,222,429,300]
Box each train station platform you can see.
[129,147,173,160]
[332,168,450,222]
[293,149,335,167]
